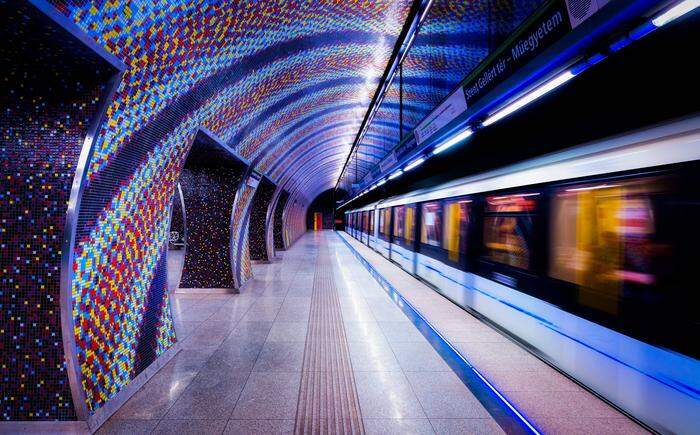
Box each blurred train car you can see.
[344,117,700,433]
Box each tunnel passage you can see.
[306,189,339,230]
[248,176,276,261]
[178,131,247,289]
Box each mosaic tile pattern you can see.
[249,177,276,262]
[284,199,307,248]
[179,164,244,289]
[0,2,115,421]
[37,0,413,414]
[343,0,544,187]
[168,185,185,250]
[231,182,257,288]
[274,191,290,250]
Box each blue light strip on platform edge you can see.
[337,231,540,435]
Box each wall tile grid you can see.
[179,165,244,289]
[37,0,413,415]
[0,3,114,421]
[249,178,276,261]
[345,0,544,185]
[231,184,257,287]
[273,190,290,250]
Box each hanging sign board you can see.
[462,0,572,105]
[414,89,468,145]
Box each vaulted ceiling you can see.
[49,0,414,204]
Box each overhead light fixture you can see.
[388,170,403,180]
[420,0,435,22]
[376,179,387,186]
[482,70,576,127]
[432,128,473,155]
[652,0,700,27]
[369,184,377,191]
[404,157,425,171]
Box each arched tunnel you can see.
[1,0,699,433]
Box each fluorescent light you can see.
[482,70,576,127]
[376,179,387,186]
[432,128,473,155]
[388,170,403,180]
[652,0,700,27]
[565,184,620,192]
[420,0,435,22]
[368,184,377,191]
[404,157,425,171]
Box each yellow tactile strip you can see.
[294,244,365,435]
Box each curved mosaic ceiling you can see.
[49,0,413,204]
[345,0,543,187]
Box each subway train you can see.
[344,116,700,434]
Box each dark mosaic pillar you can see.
[248,177,276,261]
[0,3,118,421]
[179,135,246,289]
[273,190,290,250]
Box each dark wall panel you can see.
[249,178,276,261]
[179,141,245,289]
[274,191,290,250]
[0,3,114,420]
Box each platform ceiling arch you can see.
[50,0,413,204]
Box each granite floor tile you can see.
[163,371,249,419]
[347,338,402,372]
[362,418,435,434]
[428,418,505,435]
[223,419,295,435]
[378,321,427,343]
[96,419,159,435]
[266,321,308,342]
[389,340,451,372]
[152,419,227,435]
[231,372,302,419]
[405,372,490,419]
[252,341,305,372]
[354,371,426,419]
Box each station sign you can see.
[414,89,468,145]
[462,0,573,106]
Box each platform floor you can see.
[98,231,645,434]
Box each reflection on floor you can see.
[98,231,645,434]
[167,249,184,293]
[99,232,505,434]
[340,233,648,435]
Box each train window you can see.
[379,208,391,240]
[421,202,442,247]
[393,205,416,247]
[406,205,416,242]
[393,206,405,239]
[549,178,667,314]
[443,199,471,263]
[483,193,539,270]
[369,211,374,235]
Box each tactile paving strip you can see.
[294,243,365,434]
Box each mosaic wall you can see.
[168,185,186,250]
[274,191,290,250]
[37,0,412,414]
[344,0,544,186]
[179,164,244,289]
[231,182,257,287]
[0,2,114,421]
[284,199,308,248]
[249,177,276,261]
